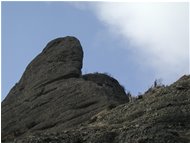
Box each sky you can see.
[1,2,189,100]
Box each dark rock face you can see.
[13,75,190,143]
[20,36,83,89]
[2,36,190,143]
[2,36,129,142]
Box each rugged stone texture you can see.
[1,36,129,142]
[2,36,190,143]
[21,36,83,89]
[13,75,190,143]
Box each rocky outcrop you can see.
[1,36,129,142]
[19,37,83,90]
[12,75,190,143]
[2,36,190,143]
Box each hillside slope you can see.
[2,37,190,143]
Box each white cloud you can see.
[91,2,189,83]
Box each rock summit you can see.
[2,36,190,143]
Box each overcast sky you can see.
[1,2,189,100]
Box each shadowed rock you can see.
[20,36,83,89]
[2,36,129,142]
[12,75,190,143]
[3,36,189,143]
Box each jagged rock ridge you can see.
[2,36,190,143]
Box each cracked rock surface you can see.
[2,37,190,143]
[2,36,129,142]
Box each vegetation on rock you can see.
[2,37,190,143]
